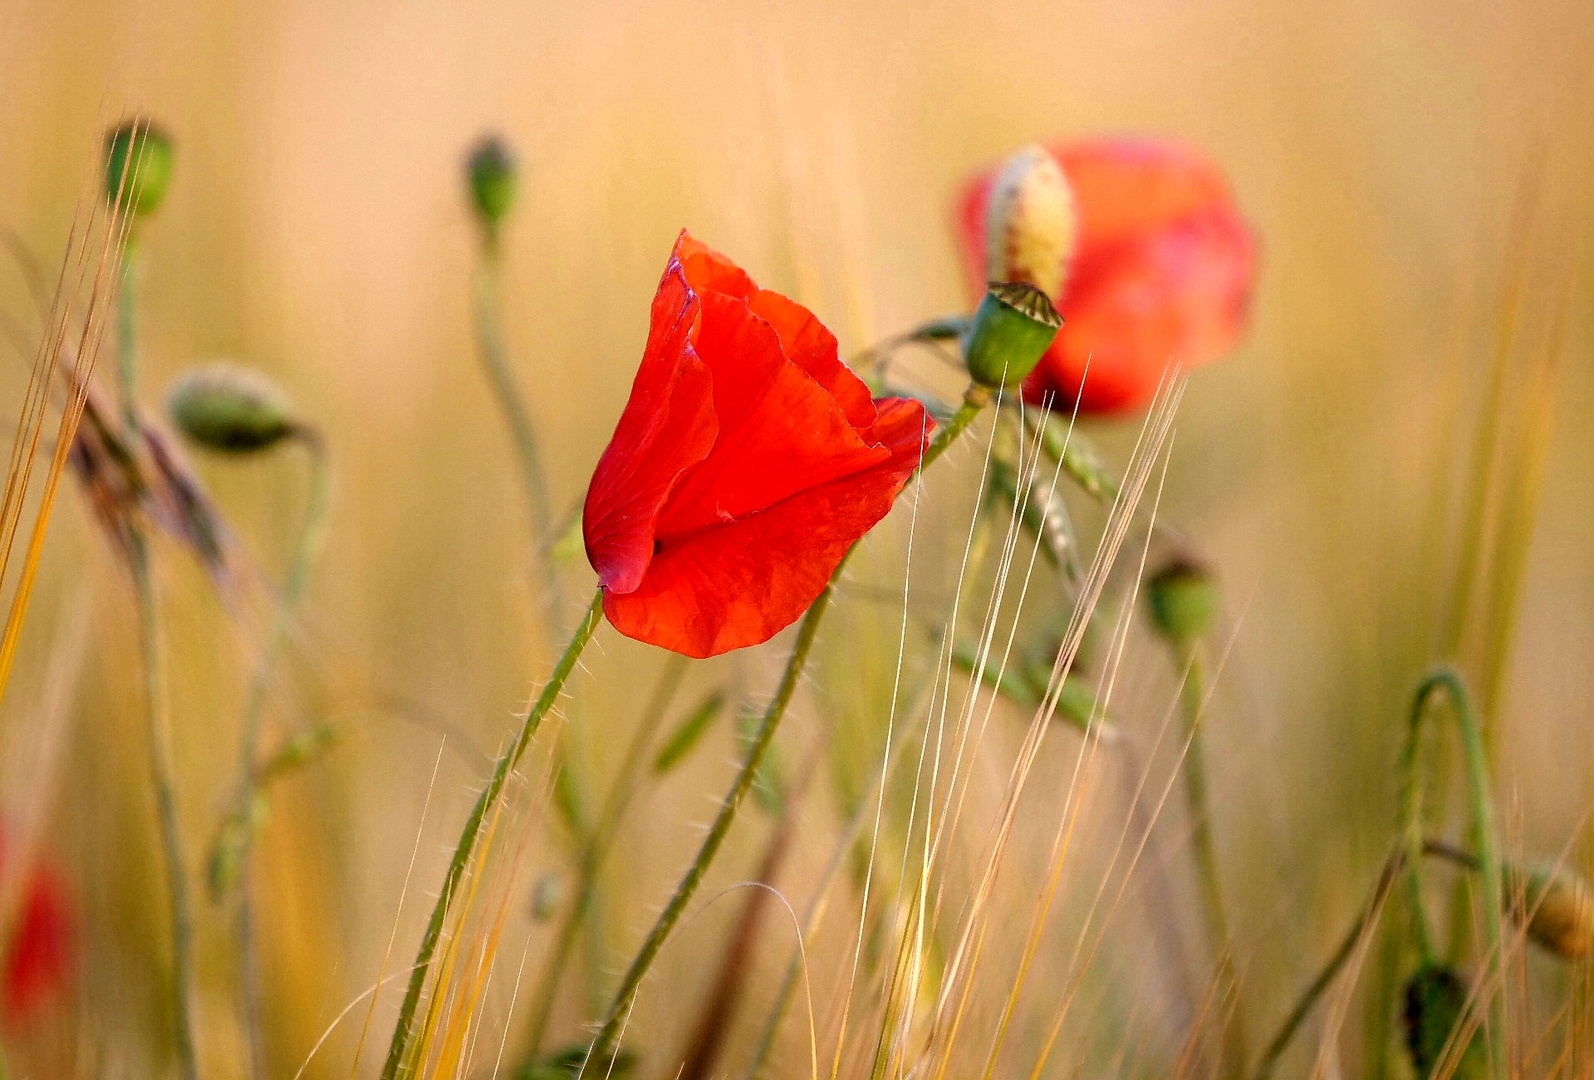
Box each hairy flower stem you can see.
[227,428,331,1080]
[522,653,690,1054]
[1397,668,1506,1080]
[583,385,988,1073]
[121,247,201,1080]
[381,590,605,1080]
[1173,643,1246,1080]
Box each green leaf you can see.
[652,692,725,774]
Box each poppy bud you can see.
[962,282,1062,390]
[167,364,297,453]
[466,135,517,230]
[1506,864,1594,960]
[104,118,173,219]
[530,871,564,922]
[1402,964,1485,1079]
[982,144,1077,302]
[1145,555,1219,647]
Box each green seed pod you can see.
[1402,964,1485,1079]
[962,281,1062,390]
[1506,863,1594,960]
[1145,556,1220,646]
[167,364,297,453]
[466,135,517,230]
[104,118,174,219]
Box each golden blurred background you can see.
[1,0,1591,1077]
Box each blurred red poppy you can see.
[958,139,1256,413]
[0,827,71,1028]
[584,231,932,658]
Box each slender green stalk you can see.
[582,386,989,1073]
[121,246,201,1080]
[381,590,605,1080]
[227,429,331,1080]
[475,242,561,622]
[522,653,690,1054]
[1397,669,1506,1080]
[1174,643,1245,1079]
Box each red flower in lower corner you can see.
[0,827,71,1028]
[958,138,1257,413]
[584,231,932,658]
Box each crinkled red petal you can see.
[583,255,717,595]
[603,396,929,657]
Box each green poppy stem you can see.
[1397,668,1506,1080]
[521,653,690,1055]
[228,428,331,1080]
[121,245,201,1080]
[1173,642,1246,1080]
[380,589,606,1080]
[582,384,989,1073]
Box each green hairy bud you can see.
[167,364,297,453]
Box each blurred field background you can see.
[1,0,1592,1077]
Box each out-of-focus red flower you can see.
[0,827,71,1028]
[958,139,1256,413]
[584,231,932,658]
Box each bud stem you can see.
[120,245,203,1080]
[581,386,985,1075]
[222,428,332,1080]
[1172,642,1247,1079]
[1396,668,1507,1080]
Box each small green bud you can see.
[1506,863,1594,960]
[1145,556,1220,646]
[466,135,517,230]
[105,118,173,219]
[167,364,297,453]
[1402,964,1485,1079]
[962,282,1062,389]
[530,871,564,922]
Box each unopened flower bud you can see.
[530,871,564,922]
[466,135,517,230]
[983,144,1076,302]
[104,118,173,219]
[1145,556,1219,646]
[1402,964,1485,1079]
[167,364,297,453]
[962,282,1062,389]
[1506,864,1594,960]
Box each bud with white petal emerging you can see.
[983,144,1076,303]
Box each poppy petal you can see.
[583,260,718,595]
[602,401,929,657]
[746,289,878,430]
[655,291,888,537]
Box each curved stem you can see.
[228,429,332,1080]
[381,590,606,1080]
[122,246,201,1080]
[582,385,988,1073]
[1175,643,1245,1079]
[522,653,689,1054]
[1397,668,1506,1080]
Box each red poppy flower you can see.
[0,827,71,1028]
[584,231,932,658]
[957,138,1256,413]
